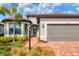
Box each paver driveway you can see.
[24,37,79,56]
[47,41,79,56]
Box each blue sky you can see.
[0,3,79,21]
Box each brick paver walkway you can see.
[24,37,79,56]
[24,37,39,48]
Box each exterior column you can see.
[6,23,9,36]
[4,23,6,36]
[37,30,39,37]
[21,23,24,36]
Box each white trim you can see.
[7,23,9,35]
[5,35,25,36]
[40,21,79,41]
[45,22,47,41]
[21,23,24,35]
[28,23,30,38]
[45,21,79,24]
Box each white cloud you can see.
[66,11,74,13]
[18,3,30,6]
[17,3,75,14]
[52,3,62,6]
[75,7,79,12]
[62,11,75,14]
[24,7,31,11]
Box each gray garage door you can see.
[47,24,79,41]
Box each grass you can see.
[0,37,55,56]
[0,42,24,56]
[0,36,28,56]
[26,46,56,56]
[0,42,56,56]
[10,46,56,56]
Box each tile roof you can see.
[27,13,79,18]
[2,18,32,23]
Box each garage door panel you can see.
[47,24,79,41]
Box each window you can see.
[24,24,28,35]
[0,26,1,32]
[9,23,13,35]
[15,22,21,35]
[9,22,21,35]
[0,25,4,34]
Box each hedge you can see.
[16,36,28,42]
[0,36,28,43]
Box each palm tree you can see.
[0,6,23,42]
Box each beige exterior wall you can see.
[28,17,39,37]
[29,17,37,24]
[40,21,47,41]
[40,18,79,21]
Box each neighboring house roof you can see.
[27,13,79,18]
[0,22,4,26]
[2,18,32,23]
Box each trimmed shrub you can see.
[11,42,22,48]
[16,36,28,42]
[0,36,13,43]
[0,36,28,43]
[0,36,5,42]
[4,36,13,42]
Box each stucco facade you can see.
[27,13,79,41]
[1,18,32,37]
[4,22,29,36]
[39,18,79,41]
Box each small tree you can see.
[0,6,23,42]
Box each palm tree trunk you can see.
[13,19,15,42]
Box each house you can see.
[1,13,79,41]
[0,22,4,36]
[27,13,79,41]
[1,17,32,37]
